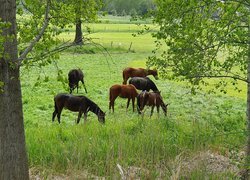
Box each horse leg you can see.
[77,110,83,124]
[84,112,88,124]
[122,72,127,84]
[157,105,160,118]
[150,106,155,117]
[137,96,141,114]
[81,80,87,93]
[132,97,135,112]
[126,98,131,112]
[57,108,62,124]
[109,95,117,113]
[52,102,58,122]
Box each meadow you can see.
[22,16,246,179]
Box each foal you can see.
[68,69,87,94]
[137,91,168,117]
[109,84,138,112]
[52,93,105,124]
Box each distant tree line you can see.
[102,0,154,16]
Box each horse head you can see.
[147,69,159,80]
[98,110,106,124]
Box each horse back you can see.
[123,67,146,78]
[54,93,84,112]
[68,69,84,82]
[147,93,163,106]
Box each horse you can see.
[129,77,159,92]
[137,91,168,117]
[109,84,138,113]
[52,93,105,124]
[122,67,158,84]
[68,69,87,94]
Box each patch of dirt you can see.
[29,168,105,180]
[181,150,240,174]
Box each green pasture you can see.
[22,17,247,178]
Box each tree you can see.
[0,0,31,178]
[149,0,249,177]
[0,0,102,178]
[71,0,102,44]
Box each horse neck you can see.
[88,102,101,116]
[146,70,153,76]
[148,80,158,92]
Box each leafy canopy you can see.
[148,0,249,92]
[16,0,102,67]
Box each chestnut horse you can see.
[109,84,138,112]
[68,69,87,94]
[137,91,168,117]
[52,93,105,124]
[122,67,158,84]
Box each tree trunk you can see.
[74,18,83,45]
[243,22,250,179]
[0,0,29,179]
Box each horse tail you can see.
[137,93,141,114]
[109,88,113,102]
[52,99,58,122]
[54,100,58,113]
[122,70,126,84]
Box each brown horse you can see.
[122,67,158,84]
[109,84,138,112]
[68,69,87,94]
[52,93,105,124]
[137,91,168,117]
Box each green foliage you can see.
[102,0,154,16]
[149,0,249,92]
[17,0,103,69]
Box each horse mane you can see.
[78,96,102,115]
[148,79,159,92]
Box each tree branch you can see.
[190,74,248,83]
[18,0,51,62]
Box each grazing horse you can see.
[52,93,105,124]
[129,77,159,92]
[109,84,138,112]
[137,91,168,117]
[122,67,158,84]
[68,69,87,94]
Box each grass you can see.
[22,15,247,178]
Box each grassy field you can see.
[22,16,246,178]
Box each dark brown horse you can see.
[109,84,138,112]
[68,69,87,94]
[129,77,159,92]
[52,93,105,124]
[122,67,158,84]
[137,91,168,117]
